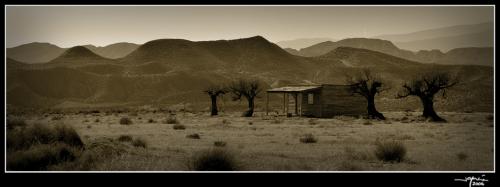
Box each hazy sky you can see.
[6,6,494,48]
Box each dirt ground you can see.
[19,110,494,171]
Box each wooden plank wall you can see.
[300,85,367,118]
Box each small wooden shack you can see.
[266,84,367,118]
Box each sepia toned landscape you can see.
[5,6,494,171]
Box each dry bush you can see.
[299,133,318,143]
[119,117,133,125]
[186,133,201,139]
[187,148,240,171]
[457,152,468,161]
[214,141,227,147]
[248,121,253,125]
[374,140,407,162]
[132,138,147,148]
[52,115,63,121]
[7,143,78,171]
[7,123,84,151]
[222,119,231,125]
[7,116,27,129]
[165,115,179,124]
[117,135,133,142]
[147,119,155,123]
[363,120,373,125]
[337,161,363,171]
[486,115,493,121]
[95,118,100,123]
[270,118,283,124]
[173,124,186,130]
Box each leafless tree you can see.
[228,79,262,117]
[203,84,227,116]
[346,69,389,120]
[397,70,458,122]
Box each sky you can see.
[5,6,494,48]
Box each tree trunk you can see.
[243,97,254,117]
[367,95,385,120]
[420,96,445,122]
[210,95,218,116]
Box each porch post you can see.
[266,92,269,116]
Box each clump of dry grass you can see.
[95,118,100,123]
[132,138,147,148]
[337,161,363,171]
[214,141,227,147]
[187,148,240,171]
[222,119,231,125]
[374,140,407,162]
[248,121,253,125]
[7,116,27,129]
[457,152,468,161]
[147,119,155,123]
[119,117,133,125]
[165,115,179,124]
[51,115,63,121]
[117,135,133,142]
[299,133,317,143]
[7,143,78,171]
[486,115,493,121]
[173,123,186,130]
[363,120,373,125]
[186,133,200,139]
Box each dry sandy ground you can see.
[23,111,494,171]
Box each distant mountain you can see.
[83,42,140,59]
[434,47,493,66]
[374,22,493,51]
[394,30,493,52]
[283,48,300,55]
[50,46,114,64]
[316,47,421,68]
[7,42,65,63]
[7,42,140,63]
[276,38,335,50]
[296,38,415,59]
[375,22,493,42]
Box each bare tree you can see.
[203,84,227,116]
[346,69,388,120]
[397,70,458,122]
[228,79,262,117]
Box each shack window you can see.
[308,93,314,104]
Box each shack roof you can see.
[267,85,321,93]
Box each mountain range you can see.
[6,36,493,113]
[374,22,493,51]
[7,42,140,63]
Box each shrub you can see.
[7,143,78,171]
[173,124,186,130]
[132,138,147,148]
[222,119,230,125]
[165,115,179,124]
[7,123,84,151]
[117,135,133,142]
[214,141,227,147]
[270,118,283,124]
[148,119,155,123]
[87,125,92,129]
[486,115,493,121]
[7,117,27,129]
[95,119,100,123]
[457,152,468,161]
[248,121,253,125]
[299,133,317,143]
[188,148,240,171]
[119,117,133,125]
[338,161,363,171]
[374,140,407,162]
[186,133,201,139]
